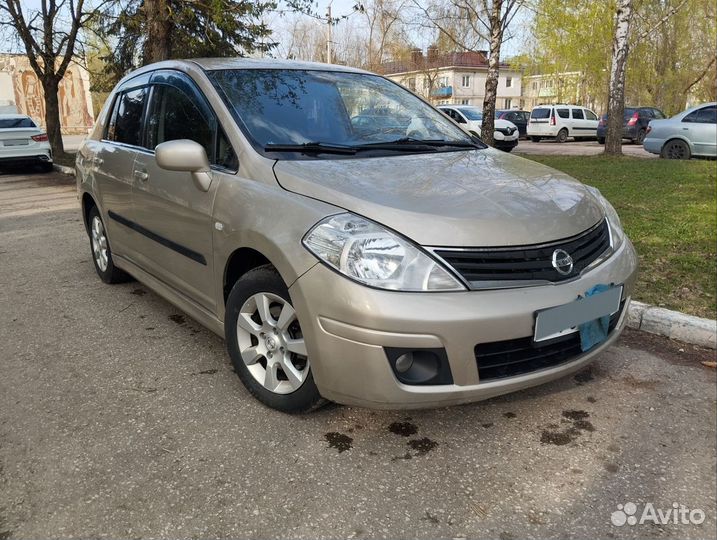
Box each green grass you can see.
[523,155,717,319]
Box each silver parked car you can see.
[643,102,716,159]
[77,59,637,413]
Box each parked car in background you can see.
[596,106,666,144]
[527,105,599,143]
[438,105,519,152]
[0,114,52,171]
[496,109,530,138]
[77,58,636,412]
[643,102,717,159]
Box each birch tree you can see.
[604,0,634,155]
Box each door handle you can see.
[134,170,149,182]
[92,156,104,166]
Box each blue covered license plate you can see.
[534,285,623,343]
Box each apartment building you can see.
[522,71,600,112]
[382,49,522,110]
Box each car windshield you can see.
[208,69,476,155]
[0,117,35,129]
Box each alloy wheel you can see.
[665,141,687,159]
[91,216,109,272]
[235,292,309,394]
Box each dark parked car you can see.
[597,106,666,144]
[496,109,530,138]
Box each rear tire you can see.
[597,137,605,144]
[87,207,132,284]
[556,129,569,143]
[225,265,324,414]
[661,139,690,160]
[635,129,646,144]
[530,136,541,143]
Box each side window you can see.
[697,106,717,124]
[653,109,666,119]
[584,110,597,121]
[556,108,569,119]
[110,88,147,146]
[571,108,585,120]
[682,110,702,123]
[146,85,214,158]
[146,83,238,170]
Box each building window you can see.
[506,77,513,88]
[438,76,449,87]
[532,81,537,90]
[460,99,470,105]
[423,78,430,90]
[407,77,416,91]
[461,75,471,88]
[504,98,512,109]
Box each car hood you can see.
[273,148,605,247]
[466,119,517,133]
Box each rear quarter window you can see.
[531,108,551,119]
[557,109,569,119]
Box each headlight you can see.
[587,186,624,249]
[303,213,466,291]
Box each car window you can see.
[108,88,147,146]
[695,106,716,124]
[531,108,550,119]
[652,109,666,119]
[557,108,569,119]
[521,112,530,122]
[584,110,597,121]
[146,84,215,158]
[209,69,472,154]
[0,117,36,128]
[571,109,584,120]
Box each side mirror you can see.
[155,139,212,192]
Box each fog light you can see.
[384,347,453,385]
[394,353,414,373]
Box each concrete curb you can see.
[628,300,716,349]
[53,163,75,176]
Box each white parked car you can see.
[643,102,716,159]
[527,105,599,143]
[438,105,519,152]
[0,114,53,171]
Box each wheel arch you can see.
[81,191,97,235]
[222,247,274,304]
[661,136,693,153]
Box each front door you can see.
[683,105,717,156]
[130,74,237,312]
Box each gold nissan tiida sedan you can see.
[77,59,638,413]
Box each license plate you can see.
[534,285,622,342]
[3,139,29,146]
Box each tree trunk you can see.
[481,0,504,147]
[143,0,171,64]
[42,77,65,157]
[605,0,634,155]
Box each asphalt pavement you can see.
[0,170,714,540]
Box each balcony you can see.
[431,86,453,98]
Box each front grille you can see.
[475,301,624,382]
[434,219,610,286]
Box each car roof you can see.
[184,57,370,74]
[0,114,32,120]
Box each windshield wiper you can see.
[264,142,358,155]
[358,137,482,149]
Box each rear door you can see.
[570,108,594,137]
[529,107,552,135]
[93,82,150,258]
[130,71,238,311]
[683,105,717,156]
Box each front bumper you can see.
[494,138,519,151]
[289,238,638,409]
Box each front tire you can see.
[597,137,605,144]
[556,129,568,143]
[530,136,541,143]
[87,207,132,284]
[661,139,690,160]
[225,265,324,413]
